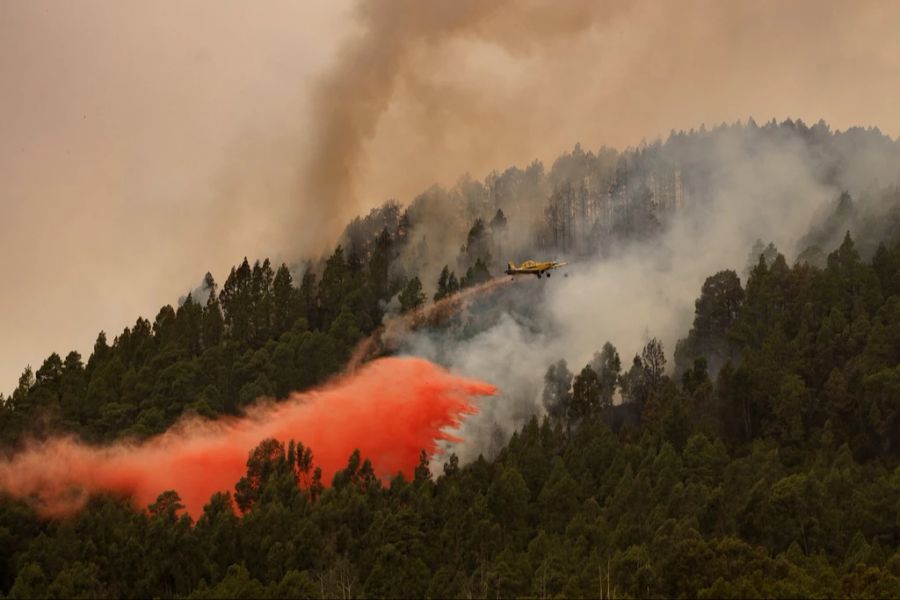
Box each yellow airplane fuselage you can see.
[505,260,567,278]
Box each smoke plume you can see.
[346,277,518,371]
[301,0,900,251]
[0,357,494,518]
[400,124,900,465]
[302,0,636,247]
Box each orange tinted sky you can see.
[2,0,900,392]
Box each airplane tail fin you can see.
[507,261,516,271]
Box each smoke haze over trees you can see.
[2,118,900,596]
[4,119,900,456]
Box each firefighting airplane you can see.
[505,259,568,279]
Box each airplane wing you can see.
[541,261,567,271]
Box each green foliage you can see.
[189,564,266,600]
[398,276,425,312]
[675,269,744,376]
[461,218,493,269]
[461,258,492,289]
[570,365,603,422]
[0,242,390,442]
[542,359,573,418]
[433,265,460,302]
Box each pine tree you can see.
[399,277,426,312]
[202,286,225,349]
[272,263,297,334]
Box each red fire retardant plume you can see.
[0,357,495,518]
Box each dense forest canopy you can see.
[1,119,900,598]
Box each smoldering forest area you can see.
[334,119,900,463]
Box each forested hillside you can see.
[2,120,900,598]
[4,119,899,444]
[1,233,898,598]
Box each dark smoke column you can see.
[300,0,624,251]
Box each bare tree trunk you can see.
[608,557,612,600]
[598,564,603,600]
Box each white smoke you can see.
[411,125,889,464]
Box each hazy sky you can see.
[2,0,900,393]
[0,1,351,391]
